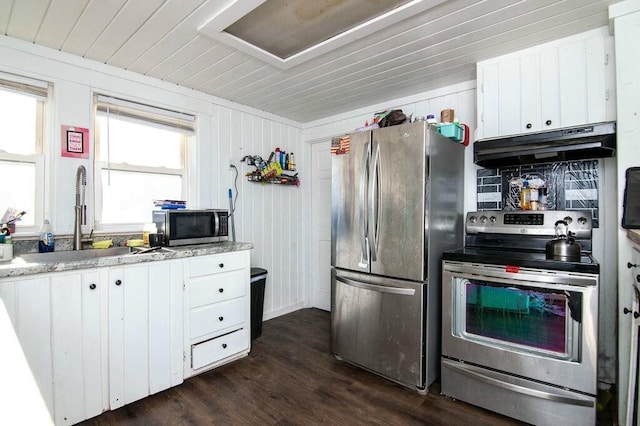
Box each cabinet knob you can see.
[637,274,640,283]
[218,316,224,321]
[219,263,224,268]
[625,307,632,315]
[628,262,638,269]
[545,119,552,126]
[89,283,96,290]
[526,123,532,129]
[218,288,224,293]
[115,279,122,286]
[222,343,227,349]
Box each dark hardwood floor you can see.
[81,308,553,425]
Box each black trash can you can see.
[250,267,267,340]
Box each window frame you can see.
[0,74,49,235]
[93,94,194,232]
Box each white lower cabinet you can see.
[0,276,54,421]
[0,249,251,424]
[184,250,251,377]
[50,269,108,425]
[108,260,184,409]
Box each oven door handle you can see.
[443,359,595,407]
[335,276,415,296]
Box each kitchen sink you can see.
[19,246,133,263]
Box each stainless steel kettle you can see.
[545,220,581,262]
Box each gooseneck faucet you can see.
[73,165,87,250]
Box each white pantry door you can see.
[311,140,332,311]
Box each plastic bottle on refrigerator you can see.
[38,219,55,253]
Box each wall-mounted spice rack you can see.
[241,150,299,186]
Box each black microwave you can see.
[152,209,229,246]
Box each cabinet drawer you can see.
[191,328,249,370]
[190,297,246,340]
[188,252,248,278]
[189,269,246,308]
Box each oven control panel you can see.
[466,210,592,237]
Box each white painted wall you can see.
[302,80,478,212]
[610,1,640,424]
[0,36,306,321]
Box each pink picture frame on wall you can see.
[61,125,89,158]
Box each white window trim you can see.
[0,76,48,236]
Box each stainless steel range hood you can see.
[474,122,616,168]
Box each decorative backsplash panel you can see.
[477,160,600,227]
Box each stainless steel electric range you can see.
[441,210,599,426]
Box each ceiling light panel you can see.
[198,0,446,69]
[224,0,413,60]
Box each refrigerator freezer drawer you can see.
[331,269,425,392]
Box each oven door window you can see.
[455,278,580,360]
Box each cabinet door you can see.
[477,29,613,140]
[623,247,640,426]
[0,277,54,418]
[520,53,540,133]
[50,269,107,425]
[108,261,183,409]
[479,58,522,139]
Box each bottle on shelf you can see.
[274,148,281,166]
[289,152,296,171]
[38,219,55,253]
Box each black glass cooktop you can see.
[442,246,599,275]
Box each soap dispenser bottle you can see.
[39,219,55,253]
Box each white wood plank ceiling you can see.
[0,0,618,123]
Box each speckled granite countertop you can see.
[628,230,640,246]
[0,241,253,279]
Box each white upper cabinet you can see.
[477,27,615,140]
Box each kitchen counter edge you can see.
[0,241,253,279]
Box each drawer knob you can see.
[545,119,552,126]
[222,343,227,349]
[637,274,640,283]
[218,316,224,321]
[89,283,96,290]
[219,263,224,268]
[526,123,532,129]
[115,279,122,286]
[218,288,224,293]
[628,262,637,269]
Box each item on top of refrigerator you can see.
[440,108,455,123]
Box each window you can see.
[0,74,48,232]
[94,95,195,228]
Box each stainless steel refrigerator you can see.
[330,121,464,394]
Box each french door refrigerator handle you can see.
[368,139,380,261]
[335,276,415,296]
[358,141,370,268]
